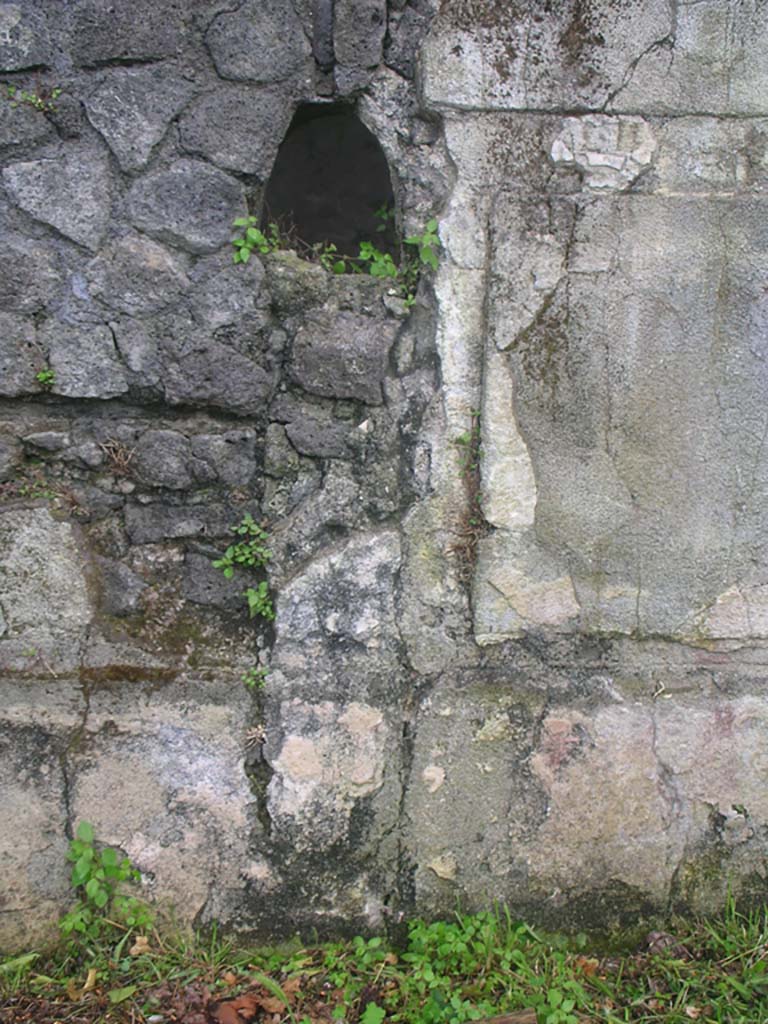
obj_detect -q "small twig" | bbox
[98,439,135,477]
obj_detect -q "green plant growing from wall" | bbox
[16,463,57,501]
[35,365,55,390]
[404,218,440,271]
[232,218,281,262]
[357,240,399,279]
[230,213,441,307]
[399,218,440,306]
[6,82,62,113]
[243,665,269,690]
[245,582,275,621]
[60,821,153,948]
[374,202,395,233]
[314,241,347,274]
[212,514,275,622]
[212,512,271,576]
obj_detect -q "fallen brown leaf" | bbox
[647,930,691,960]
[209,991,262,1024]
[209,1004,244,1024]
[260,995,287,1014]
[130,935,151,956]
[66,967,98,1001]
[574,955,600,977]
[282,976,302,1000]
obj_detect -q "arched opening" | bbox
[262,103,397,259]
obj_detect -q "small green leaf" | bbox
[108,985,137,1004]
[361,1003,386,1024]
[76,821,94,844]
[101,847,119,868]
[0,952,38,975]
[72,855,92,885]
[421,246,438,270]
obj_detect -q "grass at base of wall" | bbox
[1,901,767,1024]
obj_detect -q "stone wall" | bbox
[2,0,768,950]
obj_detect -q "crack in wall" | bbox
[381,686,419,944]
[602,28,677,112]
[60,674,91,841]
[312,0,335,70]
[649,698,684,832]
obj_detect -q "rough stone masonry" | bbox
[2,0,768,949]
